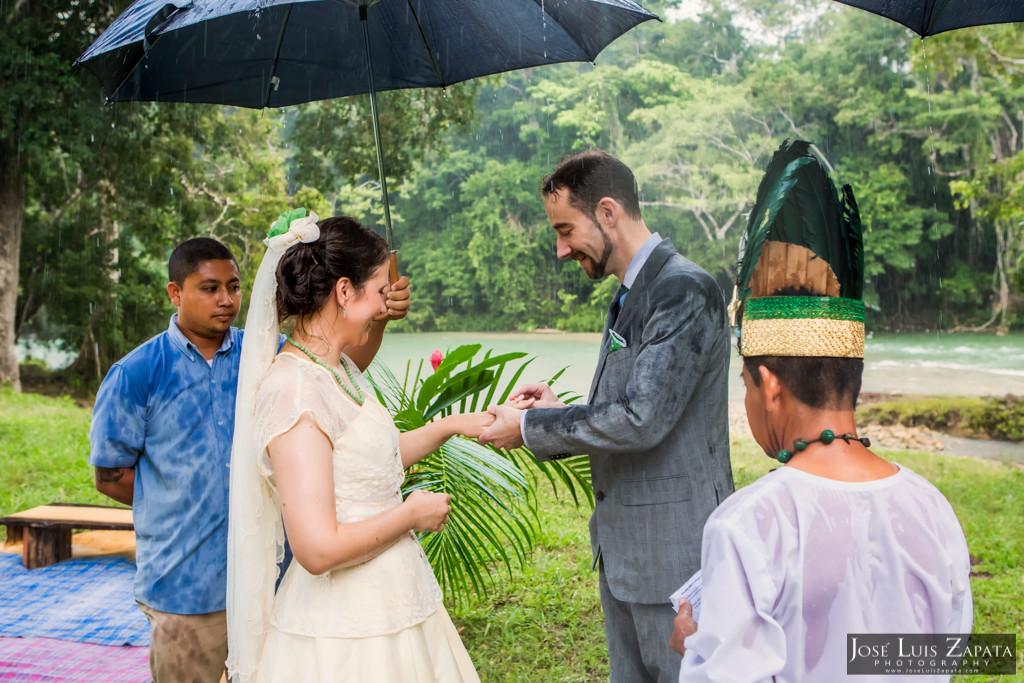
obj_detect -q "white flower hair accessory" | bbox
[265,207,320,250]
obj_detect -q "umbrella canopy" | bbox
[833,0,1024,38]
[76,0,658,108]
[76,0,657,251]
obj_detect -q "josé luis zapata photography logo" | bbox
[847,633,1016,676]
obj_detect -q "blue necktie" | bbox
[609,285,629,326]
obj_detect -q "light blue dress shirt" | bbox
[89,314,242,615]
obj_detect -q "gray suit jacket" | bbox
[524,238,734,604]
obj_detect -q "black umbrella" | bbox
[833,0,1024,38]
[76,0,658,263]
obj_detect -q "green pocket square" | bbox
[609,329,628,353]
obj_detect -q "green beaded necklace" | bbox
[286,335,365,406]
[775,429,870,463]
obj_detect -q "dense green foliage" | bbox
[859,395,1024,442]
[6,1,1024,389]
[375,8,1024,337]
[2,388,1020,679]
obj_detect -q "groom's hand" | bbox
[478,404,524,450]
[509,382,561,406]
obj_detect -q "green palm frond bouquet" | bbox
[368,344,592,603]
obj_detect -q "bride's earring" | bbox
[343,306,348,319]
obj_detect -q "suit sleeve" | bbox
[523,271,726,459]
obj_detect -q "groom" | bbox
[479,149,734,682]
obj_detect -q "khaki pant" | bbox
[138,603,228,683]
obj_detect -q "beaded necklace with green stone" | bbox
[286,335,365,406]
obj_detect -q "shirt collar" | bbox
[621,232,661,290]
[167,313,236,361]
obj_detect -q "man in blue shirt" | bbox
[90,237,408,682]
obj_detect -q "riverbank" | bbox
[729,396,1024,468]
[858,393,1023,441]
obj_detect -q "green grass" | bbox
[2,387,1021,680]
[0,387,117,540]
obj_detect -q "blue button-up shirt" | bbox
[89,315,242,615]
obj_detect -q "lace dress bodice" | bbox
[254,352,441,637]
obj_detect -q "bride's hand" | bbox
[445,411,495,439]
[505,393,535,409]
[404,489,451,533]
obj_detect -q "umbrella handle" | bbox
[388,250,399,284]
[373,251,402,323]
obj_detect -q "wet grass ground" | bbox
[2,386,1021,681]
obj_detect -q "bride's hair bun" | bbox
[276,216,389,321]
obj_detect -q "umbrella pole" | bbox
[359,5,399,283]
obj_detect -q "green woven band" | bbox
[743,296,864,323]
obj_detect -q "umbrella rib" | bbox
[105,4,183,103]
[108,50,151,104]
[530,0,598,64]
[404,0,447,89]
[923,0,953,36]
[262,5,294,108]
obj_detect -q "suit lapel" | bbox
[587,239,676,401]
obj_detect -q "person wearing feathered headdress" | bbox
[670,141,973,682]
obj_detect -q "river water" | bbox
[369,331,1024,402]
[370,331,1024,463]
[19,330,1024,401]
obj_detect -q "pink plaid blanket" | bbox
[0,636,149,682]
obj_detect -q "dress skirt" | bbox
[256,600,479,683]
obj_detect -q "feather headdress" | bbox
[732,140,865,358]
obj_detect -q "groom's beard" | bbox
[577,221,614,280]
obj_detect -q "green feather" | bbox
[840,184,864,300]
[736,140,862,301]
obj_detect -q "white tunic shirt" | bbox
[679,465,972,683]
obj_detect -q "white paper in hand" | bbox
[668,569,702,623]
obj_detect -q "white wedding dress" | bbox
[252,352,479,682]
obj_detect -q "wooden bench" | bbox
[1,503,134,569]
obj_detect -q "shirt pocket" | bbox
[619,474,693,506]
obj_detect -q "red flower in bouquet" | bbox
[430,350,444,372]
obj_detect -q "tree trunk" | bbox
[994,220,1012,335]
[0,139,24,391]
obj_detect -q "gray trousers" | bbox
[599,564,681,683]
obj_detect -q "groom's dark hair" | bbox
[541,149,642,220]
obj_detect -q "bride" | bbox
[226,211,488,682]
